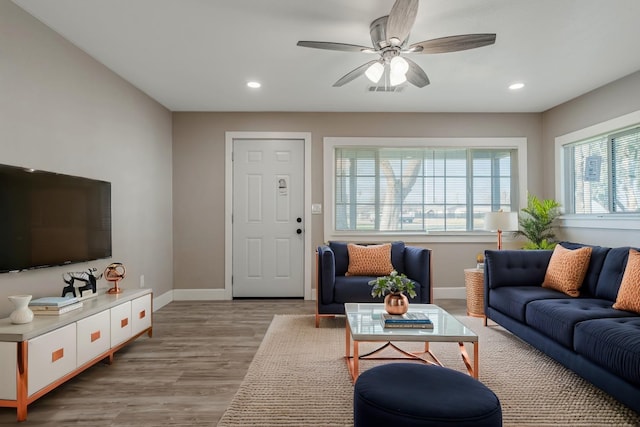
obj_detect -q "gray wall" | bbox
[172,112,542,292]
[0,2,174,316]
[542,71,640,246]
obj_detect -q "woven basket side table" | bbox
[464,268,485,318]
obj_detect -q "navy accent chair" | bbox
[316,241,432,327]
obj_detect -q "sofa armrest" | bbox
[317,245,336,304]
[404,246,432,303]
[484,249,553,290]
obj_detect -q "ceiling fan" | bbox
[297,0,496,88]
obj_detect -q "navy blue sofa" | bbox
[484,242,640,414]
[316,241,432,327]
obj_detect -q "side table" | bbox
[464,268,485,319]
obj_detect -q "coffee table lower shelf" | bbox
[345,333,478,382]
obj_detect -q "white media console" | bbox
[0,288,152,421]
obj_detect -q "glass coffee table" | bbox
[344,303,478,382]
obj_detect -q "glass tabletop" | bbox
[344,303,478,342]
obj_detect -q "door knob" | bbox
[297,217,302,223]
[296,229,302,234]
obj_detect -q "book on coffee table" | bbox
[381,312,434,329]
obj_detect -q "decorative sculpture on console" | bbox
[104,262,126,294]
[61,268,103,299]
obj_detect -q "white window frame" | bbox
[555,109,640,230]
[324,136,528,243]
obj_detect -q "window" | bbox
[326,137,525,234]
[563,126,640,214]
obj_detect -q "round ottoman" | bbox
[353,363,502,427]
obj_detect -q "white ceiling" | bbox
[13,0,640,113]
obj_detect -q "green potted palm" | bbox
[369,270,416,314]
[514,194,561,249]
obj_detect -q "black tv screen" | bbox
[0,164,111,273]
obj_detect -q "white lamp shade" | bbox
[389,56,408,86]
[390,56,409,75]
[484,211,519,232]
[365,62,384,83]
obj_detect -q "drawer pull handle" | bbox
[52,348,64,363]
[139,310,146,319]
[121,318,129,328]
[91,331,101,342]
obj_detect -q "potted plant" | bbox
[369,270,416,314]
[514,193,561,249]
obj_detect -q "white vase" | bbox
[8,295,34,324]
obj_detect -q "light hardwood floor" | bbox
[0,298,465,426]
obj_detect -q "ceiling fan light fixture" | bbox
[365,62,384,83]
[390,56,409,75]
[389,69,407,86]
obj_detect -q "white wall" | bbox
[0,1,174,316]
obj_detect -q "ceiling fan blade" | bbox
[386,0,419,46]
[333,60,379,87]
[404,57,430,88]
[409,34,496,54]
[297,41,373,53]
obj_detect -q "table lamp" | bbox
[484,210,519,250]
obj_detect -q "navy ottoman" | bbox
[354,363,502,427]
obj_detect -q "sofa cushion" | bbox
[488,286,571,323]
[485,250,553,289]
[613,249,640,314]
[595,246,640,301]
[542,244,592,297]
[574,317,640,386]
[525,298,637,349]
[346,243,394,276]
[334,276,380,303]
[559,241,611,297]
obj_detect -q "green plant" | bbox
[514,194,561,249]
[368,270,416,298]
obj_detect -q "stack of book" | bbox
[29,296,83,316]
[381,312,433,329]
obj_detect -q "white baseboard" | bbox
[173,288,228,301]
[153,290,174,311]
[433,287,466,300]
[156,287,466,308]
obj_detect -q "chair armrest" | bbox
[317,245,336,304]
[484,249,553,290]
[404,246,432,303]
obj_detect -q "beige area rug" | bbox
[217,315,640,427]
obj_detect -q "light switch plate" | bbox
[311,203,322,214]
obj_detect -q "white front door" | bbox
[232,138,305,297]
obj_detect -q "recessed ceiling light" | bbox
[509,82,525,90]
[247,81,261,89]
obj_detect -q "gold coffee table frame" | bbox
[344,303,479,382]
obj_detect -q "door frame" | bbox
[225,131,313,300]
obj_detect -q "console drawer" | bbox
[0,342,16,400]
[77,309,110,366]
[110,301,132,346]
[131,294,151,336]
[28,323,76,396]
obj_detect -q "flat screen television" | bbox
[0,164,111,273]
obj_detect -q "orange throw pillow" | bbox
[542,244,592,297]
[613,249,640,314]
[345,243,393,277]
